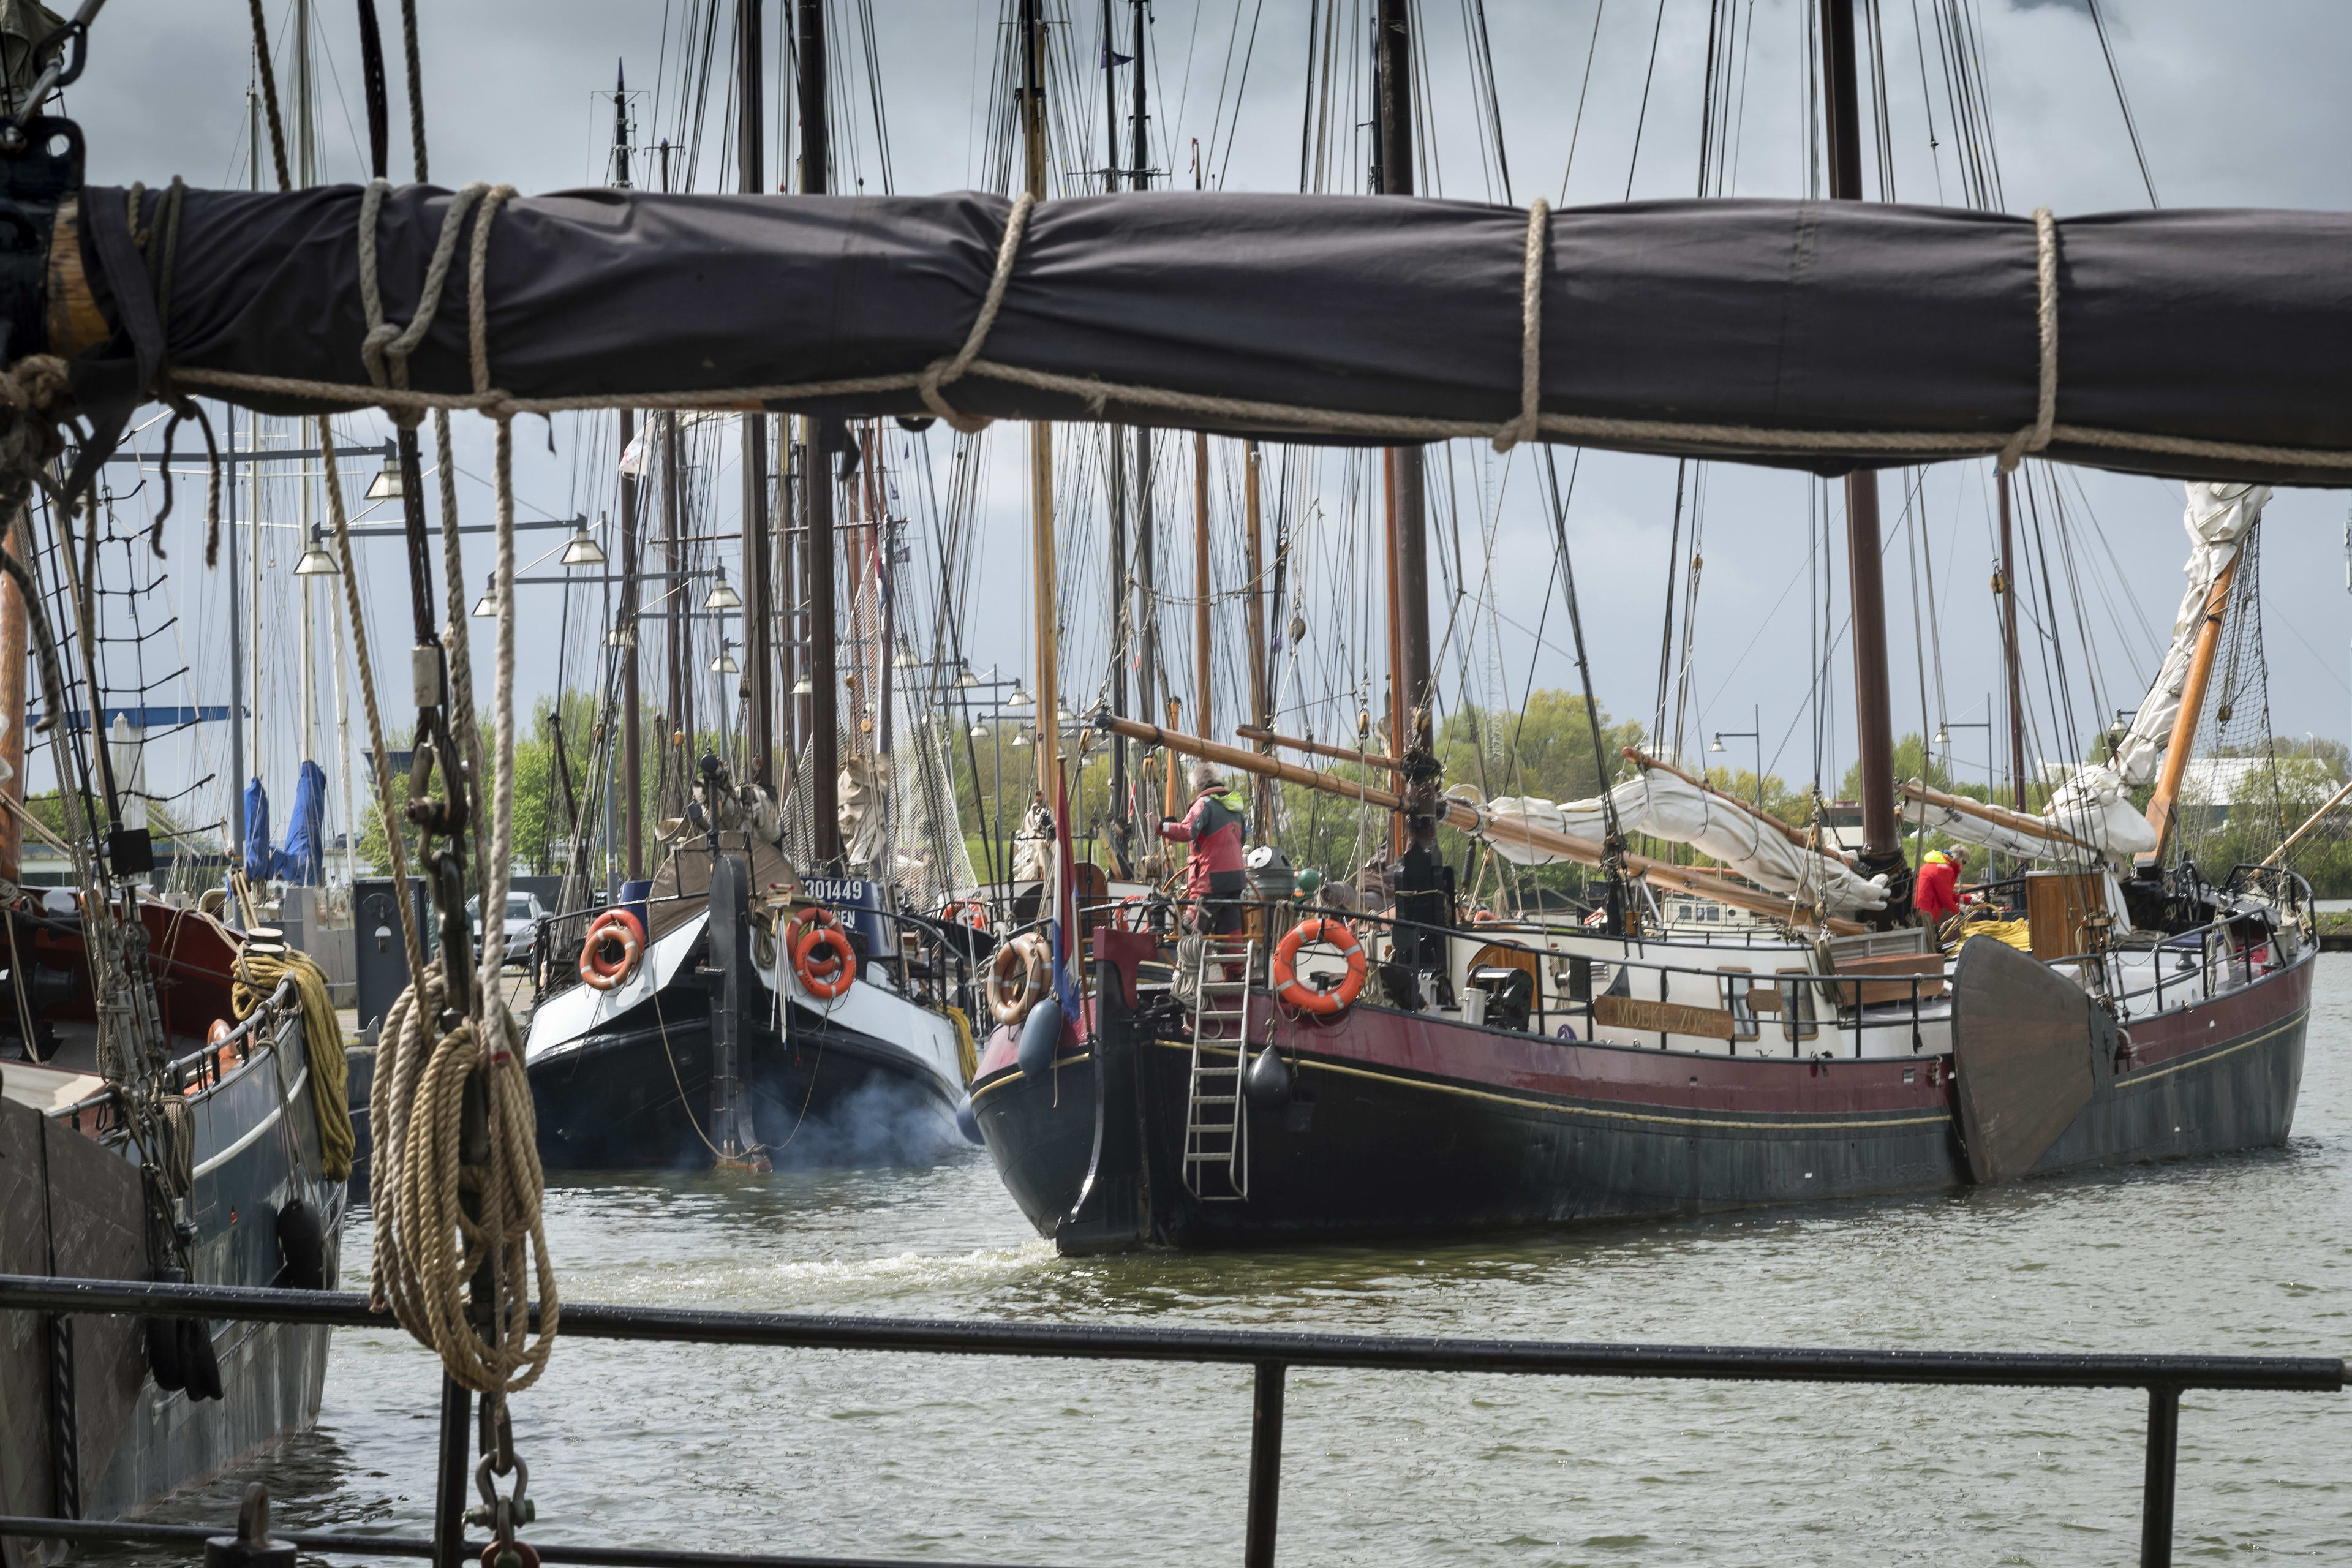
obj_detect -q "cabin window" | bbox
[1777,966,1819,1045]
[1719,966,1759,1042]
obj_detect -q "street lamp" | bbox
[1006,680,1033,711]
[471,572,498,619]
[562,516,608,568]
[291,529,339,576]
[1710,704,1763,815]
[364,455,402,500]
[703,568,742,612]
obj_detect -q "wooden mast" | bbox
[611,64,645,883]
[1243,440,1269,837]
[1820,0,1907,916]
[1997,472,2029,812]
[1374,0,1441,935]
[1101,0,1131,873]
[797,0,842,862]
[1020,0,1058,802]
[2139,552,2244,864]
[736,0,772,793]
[1193,432,1211,739]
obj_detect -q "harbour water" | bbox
[128,959,2350,1565]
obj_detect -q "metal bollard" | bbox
[203,1483,295,1568]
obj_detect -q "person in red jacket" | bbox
[1159,763,1248,935]
[1915,846,1969,927]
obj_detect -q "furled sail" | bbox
[1916,481,2267,866]
[1477,770,1891,916]
[35,183,2352,487]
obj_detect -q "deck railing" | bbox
[0,1274,2337,1568]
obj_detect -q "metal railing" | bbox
[0,1274,2335,1568]
[2041,864,2310,1023]
[1090,898,1943,1060]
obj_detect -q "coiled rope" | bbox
[315,174,554,1394]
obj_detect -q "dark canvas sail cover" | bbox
[57,183,2352,486]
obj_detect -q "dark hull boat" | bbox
[1,903,344,1551]
[524,856,969,1170]
[976,897,2313,1253]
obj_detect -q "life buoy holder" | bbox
[1271,917,1366,1017]
[988,933,1049,1026]
[795,924,858,1000]
[579,908,646,992]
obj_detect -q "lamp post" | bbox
[1709,704,1763,815]
[1936,703,1996,876]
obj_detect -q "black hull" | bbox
[976,944,2312,1253]
[527,992,959,1170]
[1,1009,344,1557]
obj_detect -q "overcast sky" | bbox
[51,0,2352,846]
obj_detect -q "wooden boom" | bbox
[1623,747,1856,866]
[1235,723,1403,772]
[1097,712,1863,933]
[1899,779,2098,853]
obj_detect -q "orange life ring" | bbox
[207,1017,232,1045]
[1271,917,1366,1017]
[1470,907,1499,926]
[988,933,1049,1026]
[941,900,992,932]
[1110,894,1154,933]
[579,908,646,992]
[783,907,845,979]
[795,924,858,1000]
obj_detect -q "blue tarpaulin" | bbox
[241,763,327,884]
[280,761,326,886]
[241,777,271,881]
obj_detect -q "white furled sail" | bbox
[1478,770,1891,915]
[1923,481,2269,867]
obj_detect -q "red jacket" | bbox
[1159,788,1246,898]
[1915,858,1961,921]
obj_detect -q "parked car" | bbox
[467,891,546,970]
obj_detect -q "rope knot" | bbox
[1996,207,2059,474]
[1493,198,1551,454]
[919,192,1037,434]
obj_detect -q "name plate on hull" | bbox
[1591,994,1739,1041]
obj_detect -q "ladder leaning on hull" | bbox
[1182,937,1256,1201]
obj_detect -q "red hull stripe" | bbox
[1150,1039,1953,1134]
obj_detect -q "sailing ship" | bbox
[518,28,976,1170]
[966,0,2313,1251]
[7,0,2340,1238]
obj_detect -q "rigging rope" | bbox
[311,178,555,1393]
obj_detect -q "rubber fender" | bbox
[1016,994,1064,1079]
[1245,1045,1294,1111]
[275,1196,328,1291]
[954,1093,983,1145]
[178,1314,224,1402]
[145,1273,186,1394]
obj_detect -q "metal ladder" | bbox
[1182,937,1256,1200]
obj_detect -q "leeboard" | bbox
[1948,935,2101,1183]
